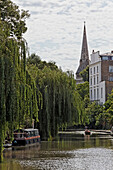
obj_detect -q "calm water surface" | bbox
[1,131,113,170]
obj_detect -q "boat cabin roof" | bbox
[24,129,38,132]
[14,128,39,133]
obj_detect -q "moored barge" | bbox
[12,128,40,147]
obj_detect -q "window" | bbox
[94,76,96,85]
[97,66,98,73]
[97,88,99,100]
[102,56,108,60]
[90,77,92,85]
[111,57,113,60]
[94,67,95,74]
[90,68,92,75]
[109,77,113,81]
[101,88,103,98]
[97,76,99,84]
[94,89,96,100]
[109,66,113,72]
[91,90,92,99]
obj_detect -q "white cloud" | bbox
[12,0,113,73]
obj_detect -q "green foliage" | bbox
[80,66,89,82]
[27,55,84,139]
[87,90,113,130]
[0,0,38,158]
[85,102,103,128]
[0,0,30,39]
[104,90,113,111]
[101,90,113,129]
[27,53,58,70]
[80,87,113,129]
[27,53,41,66]
[76,81,89,100]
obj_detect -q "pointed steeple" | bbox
[81,21,89,61]
[76,22,89,84]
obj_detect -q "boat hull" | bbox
[12,136,40,146]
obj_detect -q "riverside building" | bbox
[89,50,113,104]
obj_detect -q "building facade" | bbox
[76,22,89,84]
[89,50,113,104]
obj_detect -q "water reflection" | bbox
[0,160,22,170]
[1,133,113,170]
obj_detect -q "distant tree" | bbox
[48,61,58,70]
[80,66,89,82]
[27,53,58,70]
[27,53,41,66]
[104,90,113,111]
[100,90,113,129]
[76,81,89,100]
[0,0,30,39]
[85,102,103,128]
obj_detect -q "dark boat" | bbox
[12,128,40,147]
[85,129,91,135]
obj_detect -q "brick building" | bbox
[89,50,113,104]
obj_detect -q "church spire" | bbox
[81,21,89,61]
[76,22,89,84]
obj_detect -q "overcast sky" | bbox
[13,0,113,73]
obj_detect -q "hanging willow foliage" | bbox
[0,0,39,159]
[0,37,39,154]
[27,54,85,140]
[39,68,84,139]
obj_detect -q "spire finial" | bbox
[84,21,86,25]
[81,21,89,60]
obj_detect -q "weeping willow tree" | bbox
[0,0,39,159]
[27,55,85,140]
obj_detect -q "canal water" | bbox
[1,131,113,170]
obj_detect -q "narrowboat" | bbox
[12,128,40,146]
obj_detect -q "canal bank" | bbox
[58,129,112,139]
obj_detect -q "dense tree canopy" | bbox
[27,55,84,139]
[76,81,89,100]
[0,0,30,39]
[0,0,38,160]
[84,90,113,130]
